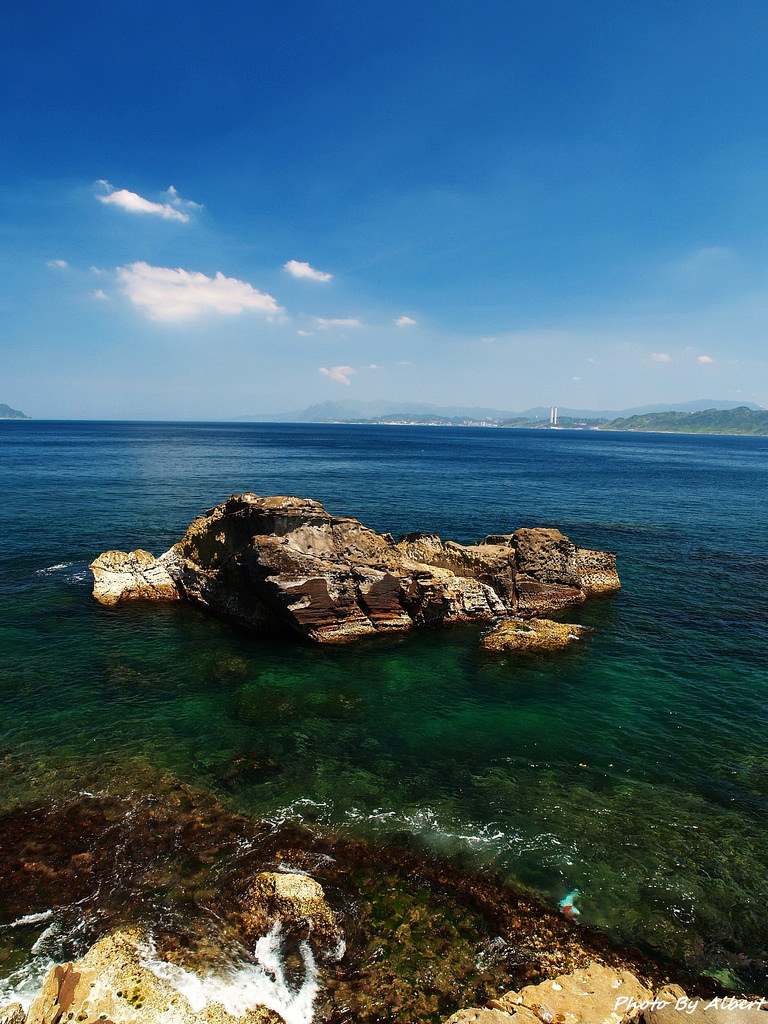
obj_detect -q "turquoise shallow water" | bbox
[1,421,768,991]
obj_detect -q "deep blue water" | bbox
[2,420,768,992]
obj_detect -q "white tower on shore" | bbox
[550,406,558,425]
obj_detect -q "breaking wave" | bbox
[140,923,318,1024]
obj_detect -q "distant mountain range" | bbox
[237,398,765,428]
[0,403,29,419]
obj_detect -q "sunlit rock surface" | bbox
[481,618,589,653]
[21,930,284,1024]
[445,963,768,1023]
[241,872,341,956]
[90,494,619,643]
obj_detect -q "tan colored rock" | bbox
[481,618,588,653]
[0,1004,26,1024]
[24,930,284,1024]
[644,983,768,1022]
[242,871,340,954]
[577,548,623,595]
[90,494,619,643]
[503,962,653,1024]
[443,1010,518,1024]
[89,549,179,606]
[445,1004,546,1023]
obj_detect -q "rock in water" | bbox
[88,548,180,606]
[241,871,341,954]
[481,618,589,653]
[89,494,620,644]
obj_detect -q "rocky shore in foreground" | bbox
[89,494,620,645]
[3,882,761,1024]
[5,934,764,1024]
[0,775,753,1024]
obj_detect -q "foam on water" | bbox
[0,913,62,1010]
[4,911,56,928]
[140,924,318,1024]
[0,957,57,1011]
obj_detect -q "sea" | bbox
[1,420,767,1019]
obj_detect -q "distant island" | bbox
[0,403,29,419]
[601,406,768,435]
[236,399,767,435]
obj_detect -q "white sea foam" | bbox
[33,561,90,584]
[140,923,318,1024]
[1,927,59,1008]
[0,911,62,1009]
[345,804,510,850]
[264,797,331,829]
[268,796,512,856]
[0,957,57,1011]
[1,910,56,929]
[31,923,59,954]
[65,569,90,584]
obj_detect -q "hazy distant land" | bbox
[0,403,29,419]
[601,406,768,435]
[3,401,767,433]
[237,399,768,435]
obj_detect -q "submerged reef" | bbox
[89,494,619,643]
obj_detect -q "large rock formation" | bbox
[90,494,619,644]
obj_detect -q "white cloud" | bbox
[319,365,356,385]
[164,185,203,212]
[297,329,313,337]
[315,317,362,328]
[651,352,671,362]
[368,363,379,370]
[396,360,412,365]
[116,262,283,322]
[572,376,582,381]
[46,258,68,269]
[395,315,417,327]
[97,181,200,222]
[698,355,714,363]
[284,260,332,282]
[93,289,109,301]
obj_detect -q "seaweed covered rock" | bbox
[241,870,341,955]
[90,494,619,644]
[481,618,589,653]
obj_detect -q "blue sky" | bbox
[2,0,768,418]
